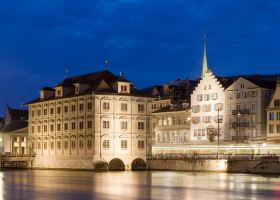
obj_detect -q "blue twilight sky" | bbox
[0,0,280,114]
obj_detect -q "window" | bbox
[50,142,54,150]
[87,102,92,110]
[79,140,84,149]
[138,104,145,112]
[269,113,274,121]
[79,104,84,111]
[204,94,210,101]
[103,140,110,149]
[43,109,47,115]
[275,99,280,107]
[202,116,211,123]
[87,140,92,149]
[121,140,127,149]
[121,121,127,129]
[197,94,203,101]
[269,125,274,133]
[103,121,109,129]
[277,125,280,133]
[50,108,54,115]
[138,122,145,130]
[71,140,76,149]
[57,90,61,96]
[121,85,128,92]
[251,104,256,111]
[38,142,41,149]
[121,103,128,111]
[43,142,47,150]
[31,126,35,133]
[64,141,68,149]
[57,141,61,150]
[37,125,41,133]
[50,124,54,132]
[37,110,41,116]
[43,125,47,132]
[57,124,61,132]
[71,105,76,112]
[211,93,218,100]
[79,121,84,129]
[236,93,241,99]
[228,93,233,100]
[103,102,110,110]
[244,92,249,98]
[31,142,35,150]
[87,121,92,129]
[208,85,211,89]
[71,122,76,130]
[64,106,68,113]
[241,84,244,88]
[138,140,145,149]
[277,112,280,120]
[31,111,35,118]
[64,123,68,131]
[192,105,200,113]
[202,104,211,112]
[251,91,257,97]
[57,107,61,114]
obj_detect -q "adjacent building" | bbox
[225,77,274,143]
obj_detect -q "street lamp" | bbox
[216,108,220,159]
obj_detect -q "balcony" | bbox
[232,136,249,142]
[232,109,250,115]
[232,122,249,128]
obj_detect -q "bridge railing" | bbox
[147,153,279,161]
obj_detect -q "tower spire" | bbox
[201,33,208,78]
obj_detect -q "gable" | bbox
[226,77,259,91]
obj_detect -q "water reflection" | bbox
[0,170,279,200]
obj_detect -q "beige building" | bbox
[267,78,280,143]
[152,101,191,154]
[26,70,153,170]
[225,77,274,143]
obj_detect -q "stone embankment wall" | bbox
[148,159,280,174]
[148,159,228,172]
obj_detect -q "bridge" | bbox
[0,155,35,169]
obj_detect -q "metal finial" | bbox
[65,67,69,79]
[119,71,122,76]
[104,59,109,69]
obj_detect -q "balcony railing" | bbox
[232,109,250,115]
[232,136,249,142]
[232,122,249,128]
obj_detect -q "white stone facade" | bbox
[191,70,225,142]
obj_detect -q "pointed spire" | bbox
[201,33,209,78]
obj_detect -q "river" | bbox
[0,170,279,200]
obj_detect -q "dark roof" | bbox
[1,121,27,132]
[40,87,55,91]
[153,102,190,113]
[26,70,152,105]
[7,106,28,120]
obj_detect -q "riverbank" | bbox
[147,157,280,174]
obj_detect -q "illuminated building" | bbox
[0,106,28,155]
[267,77,280,143]
[26,70,153,170]
[190,35,226,142]
[225,77,274,143]
[152,101,191,153]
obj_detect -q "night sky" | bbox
[1,0,280,115]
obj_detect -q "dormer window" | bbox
[57,89,61,97]
[75,86,79,94]
[121,85,128,92]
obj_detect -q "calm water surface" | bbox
[0,170,280,200]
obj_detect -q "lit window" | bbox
[103,121,110,129]
[121,103,128,111]
[121,121,127,129]
[103,140,110,149]
[103,102,110,110]
[121,140,127,149]
[50,142,54,150]
[43,142,47,150]
[138,104,145,112]
[138,140,145,149]
[138,122,145,130]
